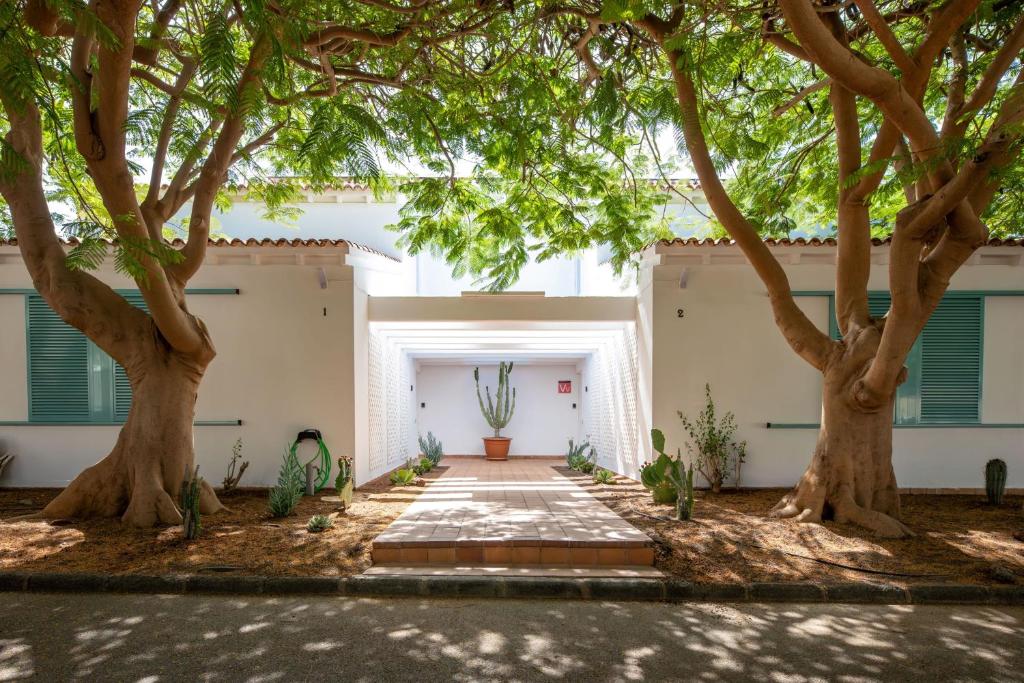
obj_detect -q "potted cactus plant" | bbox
[474,362,516,461]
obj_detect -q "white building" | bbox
[1,184,1022,492]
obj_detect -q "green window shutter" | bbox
[919,296,982,424]
[113,294,148,421]
[867,294,922,424]
[827,292,981,424]
[26,295,91,422]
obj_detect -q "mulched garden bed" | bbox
[0,468,445,577]
[556,466,1024,586]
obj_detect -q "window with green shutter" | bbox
[26,294,146,424]
[827,292,983,425]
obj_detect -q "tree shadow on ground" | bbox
[1,593,1021,681]
[565,468,1024,585]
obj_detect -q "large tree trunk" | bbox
[770,326,911,538]
[40,321,224,528]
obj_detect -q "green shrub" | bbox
[593,468,615,485]
[651,428,695,519]
[677,384,746,492]
[419,432,444,466]
[269,450,305,518]
[566,438,590,467]
[389,468,417,486]
[412,457,434,475]
[306,514,334,533]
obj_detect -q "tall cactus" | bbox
[985,458,1007,505]
[180,465,202,540]
[474,362,516,437]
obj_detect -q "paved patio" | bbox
[372,458,654,566]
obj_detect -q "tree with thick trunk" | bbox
[556,0,1023,536]
[393,0,1024,537]
[0,0,510,526]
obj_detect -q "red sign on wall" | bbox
[558,380,572,394]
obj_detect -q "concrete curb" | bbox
[0,572,1020,605]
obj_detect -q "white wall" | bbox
[416,364,582,456]
[0,245,365,488]
[648,245,1024,490]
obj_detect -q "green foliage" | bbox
[565,438,590,468]
[412,457,433,476]
[389,468,417,487]
[180,465,202,540]
[985,459,1007,505]
[268,450,304,518]
[648,428,694,516]
[566,440,597,473]
[306,514,334,533]
[334,455,354,507]
[334,455,352,491]
[593,468,615,485]
[418,432,444,467]
[677,384,746,492]
[474,363,516,437]
[222,438,248,493]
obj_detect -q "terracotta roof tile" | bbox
[0,237,400,261]
[656,236,1024,248]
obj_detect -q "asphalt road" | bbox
[0,593,1021,681]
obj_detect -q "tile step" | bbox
[372,545,655,566]
[363,564,664,578]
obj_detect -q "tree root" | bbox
[770,486,913,538]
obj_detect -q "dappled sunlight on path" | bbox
[0,593,1021,681]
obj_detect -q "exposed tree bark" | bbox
[770,324,910,538]
[634,0,1024,536]
[41,320,222,526]
[8,0,498,526]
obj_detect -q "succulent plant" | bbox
[986,458,1007,505]
[389,468,417,486]
[306,514,334,533]
[593,468,615,485]
[334,455,354,508]
[419,432,444,466]
[650,428,696,519]
[474,362,516,437]
[180,465,202,540]
[566,438,590,466]
[269,451,304,518]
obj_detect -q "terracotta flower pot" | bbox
[483,437,512,461]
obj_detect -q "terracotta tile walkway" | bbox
[372,458,654,566]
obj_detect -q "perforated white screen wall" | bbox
[367,330,411,480]
[582,325,642,480]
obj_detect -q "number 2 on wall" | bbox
[677,308,685,318]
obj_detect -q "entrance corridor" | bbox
[371,458,654,567]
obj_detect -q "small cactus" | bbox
[986,459,1007,505]
[334,455,354,508]
[180,465,202,540]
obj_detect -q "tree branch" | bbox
[852,0,916,73]
[660,43,834,371]
[171,35,273,284]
